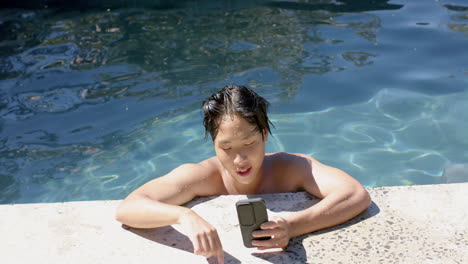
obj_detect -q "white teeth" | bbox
[238,168,248,173]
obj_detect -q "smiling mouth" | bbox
[236,167,252,177]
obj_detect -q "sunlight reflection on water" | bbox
[1,0,467,203]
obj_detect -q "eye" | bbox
[221,147,231,151]
[245,141,255,146]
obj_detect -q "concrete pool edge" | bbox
[2,183,467,263]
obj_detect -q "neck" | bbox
[226,160,268,195]
[223,169,261,195]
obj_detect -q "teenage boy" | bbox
[116,85,371,264]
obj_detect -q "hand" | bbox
[179,210,224,264]
[251,216,291,250]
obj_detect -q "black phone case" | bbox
[235,198,269,248]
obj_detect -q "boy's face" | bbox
[214,114,268,185]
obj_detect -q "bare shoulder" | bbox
[194,157,227,194]
[266,152,314,173]
[171,157,226,196]
[267,152,364,198]
[299,153,365,198]
[264,152,313,192]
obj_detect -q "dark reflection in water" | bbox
[1,0,403,12]
[444,3,468,34]
[0,0,467,203]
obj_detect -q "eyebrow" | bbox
[218,129,257,144]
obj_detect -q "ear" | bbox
[263,129,268,142]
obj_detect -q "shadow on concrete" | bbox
[251,243,308,263]
[313,201,380,236]
[121,195,241,263]
[247,192,321,213]
[250,201,380,263]
[120,194,379,263]
[124,225,241,263]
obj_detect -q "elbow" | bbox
[115,201,129,224]
[114,193,151,227]
[354,185,372,212]
[115,210,123,224]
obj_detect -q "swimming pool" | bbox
[0,0,467,204]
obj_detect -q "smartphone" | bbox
[235,198,269,248]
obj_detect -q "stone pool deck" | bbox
[1,183,467,264]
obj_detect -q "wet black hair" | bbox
[202,85,273,141]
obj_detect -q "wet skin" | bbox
[116,114,371,264]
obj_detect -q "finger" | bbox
[252,229,275,238]
[200,236,211,256]
[257,246,286,251]
[214,234,224,264]
[255,243,278,250]
[253,233,288,247]
[216,249,224,264]
[252,238,277,248]
[195,234,212,257]
[260,220,279,229]
[253,238,286,249]
[208,231,223,263]
[193,236,203,256]
[270,216,283,221]
[207,229,221,251]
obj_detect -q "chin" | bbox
[236,177,255,185]
[233,171,257,185]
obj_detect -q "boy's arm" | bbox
[115,162,225,263]
[252,155,371,249]
[116,163,199,228]
[287,155,371,238]
[116,164,200,227]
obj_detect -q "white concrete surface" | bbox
[1,183,467,263]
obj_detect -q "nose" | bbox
[233,152,247,167]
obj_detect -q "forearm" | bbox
[115,195,192,228]
[286,188,371,238]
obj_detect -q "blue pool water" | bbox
[0,0,467,204]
